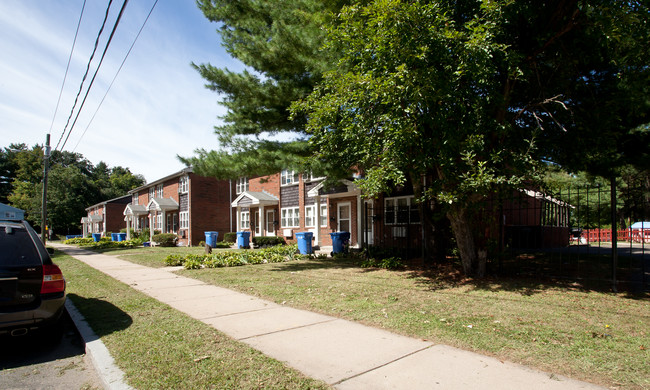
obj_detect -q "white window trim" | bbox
[384,196,420,225]
[155,184,163,198]
[281,207,300,228]
[281,169,299,186]
[305,205,316,228]
[179,175,189,194]
[132,193,138,205]
[148,187,155,200]
[240,210,250,230]
[180,211,189,229]
[319,203,328,227]
[236,177,249,194]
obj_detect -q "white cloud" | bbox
[0,0,240,183]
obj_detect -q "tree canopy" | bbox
[181,0,350,178]
[2,144,145,234]
[291,0,650,275]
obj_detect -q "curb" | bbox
[65,300,134,390]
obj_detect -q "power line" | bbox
[73,0,160,153]
[48,0,87,137]
[54,0,115,151]
[59,0,130,152]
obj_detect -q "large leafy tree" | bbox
[182,0,350,178]
[292,0,650,276]
[4,146,145,234]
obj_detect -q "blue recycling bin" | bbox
[204,231,218,248]
[117,233,127,241]
[237,231,251,249]
[111,233,118,241]
[330,231,350,254]
[92,233,102,242]
[295,232,313,254]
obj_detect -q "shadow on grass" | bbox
[401,259,649,300]
[66,293,133,337]
[268,256,362,273]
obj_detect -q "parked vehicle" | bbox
[0,219,66,336]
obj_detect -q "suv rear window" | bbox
[0,223,42,267]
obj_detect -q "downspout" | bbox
[229,179,233,232]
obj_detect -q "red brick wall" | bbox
[188,174,236,246]
[248,173,280,197]
[105,203,126,233]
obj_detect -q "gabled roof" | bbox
[129,167,193,194]
[123,203,148,216]
[88,215,103,222]
[147,197,179,211]
[307,179,360,199]
[85,194,131,211]
[231,191,279,207]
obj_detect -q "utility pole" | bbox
[41,134,51,244]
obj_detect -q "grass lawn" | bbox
[53,251,329,389]
[166,256,648,389]
[63,244,650,389]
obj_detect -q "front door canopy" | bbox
[231,191,279,208]
[307,179,360,199]
[146,197,179,212]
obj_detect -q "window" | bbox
[281,207,300,228]
[384,196,420,225]
[156,184,163,198]
[179,175,189,194]
[236,177,249,194]
[156,214,162,231]
[148,187,155,200]
[303,172,325,182]
[167,214,178,232]
[240,210,250,230]
[319,203,328,227]
[281,169,299,186]
[179,211,189,229]
[305,205,315,228]
[132,193,138,205]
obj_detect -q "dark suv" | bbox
[0,220,66,336]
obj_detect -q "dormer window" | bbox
[236,177,249,194]
[281,169,299,186]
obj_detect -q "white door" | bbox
[266,210,276,236]
[364,200,374,245]
[254,210,261,235]
[337,202,351,232]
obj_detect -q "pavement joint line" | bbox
[331,344,435,386]
[197,305,282,321]
[237,318,339,341]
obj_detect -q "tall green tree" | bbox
[182,0,350,178]
[4,145,145,234]
[292,0,650,276]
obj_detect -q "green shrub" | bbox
[64,237,94,245]
[223,232,237,243]
[360,256,404,270]
[164,254,185,266]
[252,236,286,247]
[152,233,177,247]
[215,241,232,248]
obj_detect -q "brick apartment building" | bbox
[123,167,236,246]
[81,195,131,237]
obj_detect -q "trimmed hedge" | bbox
[223,232,237,243]
[152,233,177,247]
[252,236,285,247]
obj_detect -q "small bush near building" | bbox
[223,232,237,243]
[152,233,177,247]
[164,244,299,270]
[252,236,285,247]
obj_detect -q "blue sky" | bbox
[0,0,243,182]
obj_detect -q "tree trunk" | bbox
[411,172,448,265]
[447,202,486,277]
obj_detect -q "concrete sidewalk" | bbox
[52,243,604,389]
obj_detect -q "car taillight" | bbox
[41,264,65,294]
